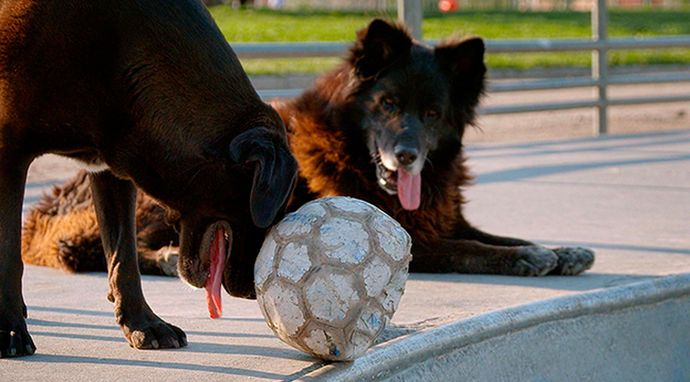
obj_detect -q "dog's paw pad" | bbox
[551,247,595,276]
[512,246,558,276]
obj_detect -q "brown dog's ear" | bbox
[350,18,413,79]
[229,127,297,228]
[435,37,486,79]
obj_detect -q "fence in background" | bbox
[235,0,690,135]
[263,0,689,12]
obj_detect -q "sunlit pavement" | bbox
[4,130,690,381]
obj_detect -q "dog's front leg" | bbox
[89,171,186,349]
[456,225,595,276]
[410,238,560,276]
[0,154,36,357]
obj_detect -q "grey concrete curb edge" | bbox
[296,272,690,381]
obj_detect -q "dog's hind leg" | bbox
[89,171,186,349]
[137,246,179,277]
[0,152,37,357]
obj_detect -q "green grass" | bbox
[208,7,690,75]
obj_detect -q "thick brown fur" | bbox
[1,0,296,357]
[22,20,594,284]
[22,170,176,275]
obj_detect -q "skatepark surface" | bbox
[3,128,690,381]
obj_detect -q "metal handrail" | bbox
[233,42,348,58]
[257,72,690,99]
[245,0,690,136]
[232,35,690,59]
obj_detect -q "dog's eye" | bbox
[424,109,440,120]
[381,98,399,114]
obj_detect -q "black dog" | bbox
[279,19,595,276]
[0,0,296,357]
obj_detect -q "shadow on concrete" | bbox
[468,130,690,155]
[470,134,690,160]
[18,354,293,380]
[27,318,275,339]
[184,330,275,339]
[29,329,308,361]
[537,240,690,256]
[28,305,266,322]
[28,318,117,331]
[31,330,122,343]
[408,272,659,292]
[476,152,690,184]
[29,306,113,317]
[184,342,310,360]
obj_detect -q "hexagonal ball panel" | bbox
[371,215,411,262]
[305,267,360,324]
[254,234,278,292]
[362,256,391,297]
[277,242,312,283]
[275,212,317,241]
[326,196,373,215]
[260,281,305,336]
[319,217,369,264]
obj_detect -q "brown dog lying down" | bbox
[1,0,296,358]
[22,20,594,285]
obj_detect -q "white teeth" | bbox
[378,150,398,172]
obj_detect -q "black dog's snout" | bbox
[395,146,418,167]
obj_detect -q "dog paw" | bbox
[550,247,595,276]
[0,315,36,358]
[119,310,187,350]
[512,246,559,276]
[157,247,179,277]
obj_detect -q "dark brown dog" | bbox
[23,19,594,311]
[1,0,296,358]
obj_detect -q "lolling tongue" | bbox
[205,227,227,319]
[397,169,421,210]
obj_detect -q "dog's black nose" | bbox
[395,146,418,167]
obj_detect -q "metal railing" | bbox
[237,0,690,135]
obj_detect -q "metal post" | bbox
[397,0,422,40]
[592,0,608,135]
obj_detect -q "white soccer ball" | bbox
[254,196,412,361]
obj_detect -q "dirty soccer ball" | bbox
[254,197,412,361]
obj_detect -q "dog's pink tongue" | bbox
[205,228,226,319]
[397,169,421,210]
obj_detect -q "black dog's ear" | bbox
[350,18,413,79]
[435,37,486,79]
[435,37,486,116]
[229,127,297,228]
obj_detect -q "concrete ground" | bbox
[3,121,690,379]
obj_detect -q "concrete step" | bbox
[306,274,690,381]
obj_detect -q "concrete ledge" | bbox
[304,273,690,381]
